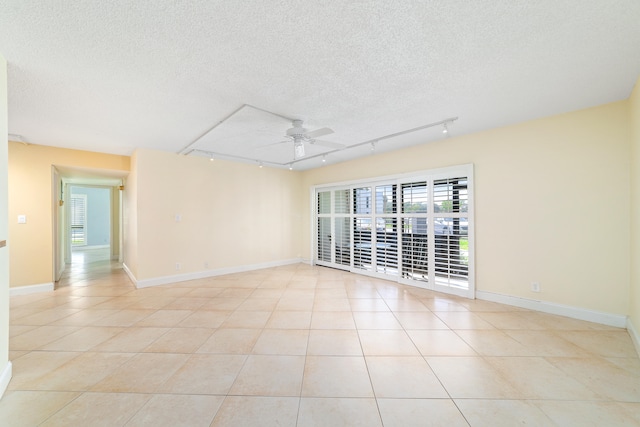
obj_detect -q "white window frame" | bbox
[311,164,474,298]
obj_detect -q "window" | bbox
[70,194,87,246]
[317,189,352,266]
[334,190,351,266]
[375,184,398,274]
[401,181,428,282]
[433,178,469,288]
[314,165,474,298]
[353,187,372,270]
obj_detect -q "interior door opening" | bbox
[52,165,127,284]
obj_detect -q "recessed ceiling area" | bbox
[181,104,456,168]
[1,1,639,170]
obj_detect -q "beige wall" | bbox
[0,53,10,394]
[127,149,302,281]
[8,143,129,287]
[4,79,638,338]
[301,100,631,316]
[630,77,640,336]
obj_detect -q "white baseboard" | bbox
[627,318,640,358]
[9,282,54,296]
[0,361,12,400]
[476,290,628,328]
[122,263,136,285]
[126,258,303,289]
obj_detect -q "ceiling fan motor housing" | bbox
[286,120,309,140]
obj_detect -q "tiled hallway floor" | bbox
[2,248,639,426]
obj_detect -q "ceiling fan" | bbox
[265,119,344,159]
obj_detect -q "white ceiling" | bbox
[1,1,639,170]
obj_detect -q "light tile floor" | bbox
[1,247,640,426]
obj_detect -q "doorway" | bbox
[52,166,127,284]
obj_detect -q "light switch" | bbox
[18,214,26,224]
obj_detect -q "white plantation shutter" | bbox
[401,182,429,282]
[314,165,474,298]
[317,189,352,266]
[334,190,351,266]
[317,191,331,262]
[433,177,469,289]
[353,187,372,271]
[70,194,87,246]
[375,184,398,275]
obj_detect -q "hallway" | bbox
[57,246,121,287]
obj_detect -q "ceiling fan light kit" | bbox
[282,119,341,160]
[294,139,305,159]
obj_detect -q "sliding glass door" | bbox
[314,165,474,298]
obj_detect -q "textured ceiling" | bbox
[1,1,639,170]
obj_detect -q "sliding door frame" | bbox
[311,164,475,299]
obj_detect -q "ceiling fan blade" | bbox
[306,127,334,139]
[312,139,345,149]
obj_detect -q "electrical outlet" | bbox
[204,262,209,269]
[175,263,181,271]
[531,282,540,292]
